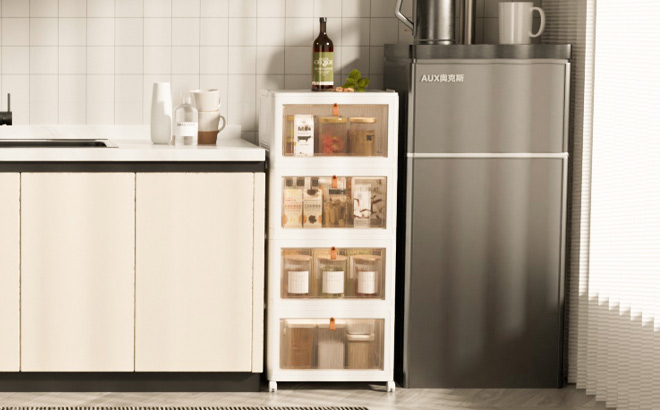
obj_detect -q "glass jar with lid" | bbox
[315,248,348,298]
[318,116,348,155]
[348,117,377,156]
[282,252,314,298]
[350,254,382,298]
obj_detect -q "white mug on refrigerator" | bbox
[499,2,546,44]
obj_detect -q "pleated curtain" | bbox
[544,1,660,409]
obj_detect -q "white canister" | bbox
[150,82,173,144]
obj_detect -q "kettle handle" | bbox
[395,0,413,30]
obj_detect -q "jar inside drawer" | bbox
[319,116,348,155]
[315,248,348,298]
[282,250,314,298]
[279,319,384,370]
[281,320,316,369]
[348,117,376,156]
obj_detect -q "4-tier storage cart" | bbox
[259,90,398,392]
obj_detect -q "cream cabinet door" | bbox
[135,173,256,371]
[21,173,135,372]
[0,173,19,371]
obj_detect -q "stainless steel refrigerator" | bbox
[384,44,571,388]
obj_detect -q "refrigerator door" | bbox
[413,60,568,153]
[404,157,566,388]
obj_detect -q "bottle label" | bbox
[323,270,344,294]
[288,271,309,294]
[313,52,334,86]
[357,271,376,295]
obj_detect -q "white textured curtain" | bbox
[544,1,660,409]
[586,1,660,409]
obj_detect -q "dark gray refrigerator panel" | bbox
[404,157,567,388]
[413,61,568,153]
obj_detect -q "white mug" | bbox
[198,109,227,132]
[499,2,546,44]
[190,89,221,112]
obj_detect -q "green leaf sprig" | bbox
[342,69,370,92]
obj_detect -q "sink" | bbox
[0,139,117,148]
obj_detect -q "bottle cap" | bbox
[320,17,327,23]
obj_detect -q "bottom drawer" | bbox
[280,318,384,370]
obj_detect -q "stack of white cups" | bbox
[191,89,227,145]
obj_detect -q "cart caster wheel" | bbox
[387,381,395,392]
[269,381,277,392]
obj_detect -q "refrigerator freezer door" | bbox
[405,157,566,388]
[413,61,568,153]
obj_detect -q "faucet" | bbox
[0,94,12,126]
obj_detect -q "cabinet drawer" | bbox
[280,318,385,371]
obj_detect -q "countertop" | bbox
[0,125,266,162]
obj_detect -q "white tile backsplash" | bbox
[201,18,229,46]
[2,18,30,46]
[144,18,172,46]
[172,18,201,46]
[201,0,228,17]
[0,0,522,126]
[59,0,87,18]
[59,47,86,74]
[2,0,29,18]
[256,18,285,47]
[87,46,115,74]
[115,18,144,46]
[30,18,58,46]
[30,47,59,74]
[59,18,87,46]
[115,47,144,74]
[116,0,144,18]
[144,0,171,18]
[30,0,58,17]
[172,0,201,18]
[87,0,115,17]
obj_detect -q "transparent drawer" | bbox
[282,104,388,157]
[281,176,386,229]
[281,248,385,299]
[280,318,384,370]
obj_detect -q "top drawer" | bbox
[413,60,568,153]
[260,91,399,166]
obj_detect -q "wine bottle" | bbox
[312,17,334,91]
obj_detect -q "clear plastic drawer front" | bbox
[281,176,386,229]
[280,319,384,370]
[282,105,388,157]
[281,248,385,299]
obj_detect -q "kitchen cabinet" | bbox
[0,173,19,371]
[20,173,136,372]
[135,173,264,372]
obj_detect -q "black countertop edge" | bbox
[0,161,266,173]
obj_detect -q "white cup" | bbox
[499,2,545,44]
[190,89,221,112]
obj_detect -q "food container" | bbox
[346,333,376,369]
[284,115,295,155]
[323,187,348,227]
[282,321,316,369]
[317,321,346,369]
[282,253,313,297]
[348,117,376,156]
[350,254,382,297]
[316,249,348,298]
[318,116,348,155]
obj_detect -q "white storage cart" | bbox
[259,90,399,392]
